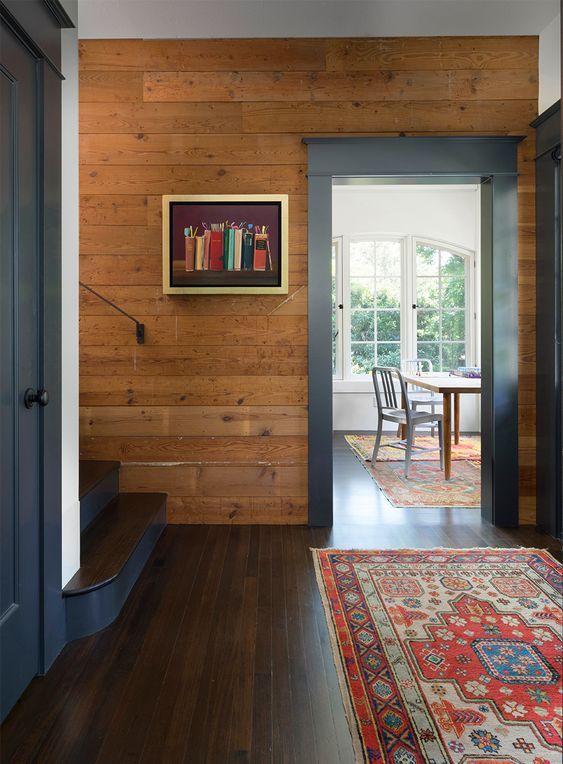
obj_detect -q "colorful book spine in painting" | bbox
[234,229,243,271]
[242,231,254,270]
[209,231,224,271]
[203,230,211,270]
[194,236,205,270]
[226,228,235,270]
[253,233,269,271]
[184,228,195,271]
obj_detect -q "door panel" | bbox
[0,24,41,721]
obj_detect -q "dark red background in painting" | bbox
[170,202,281,262]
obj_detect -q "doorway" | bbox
[332,182,481,520]
[305,137,521,528]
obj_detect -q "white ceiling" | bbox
[77,0,559,38]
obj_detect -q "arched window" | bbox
[332,235,476,381]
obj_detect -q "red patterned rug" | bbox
[313,548,563,763]
[355,458,481,507]
[345,434,481,463]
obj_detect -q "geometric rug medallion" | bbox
[312,548,563,762]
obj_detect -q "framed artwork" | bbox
[162,194,288,294]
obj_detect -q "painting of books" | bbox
[162,195,288,294]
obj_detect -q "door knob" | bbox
[24,388,49,409]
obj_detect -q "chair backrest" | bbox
[401,358,434,394]
[401,358,433,374]
[371,366,410,417]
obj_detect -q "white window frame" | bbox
[332,233,477,392]
[409,236,477,372]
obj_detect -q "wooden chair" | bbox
[371,366,444,478]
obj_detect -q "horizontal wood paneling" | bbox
[79,39,327,72]
[119,463,307,497]
[141,69,537,104]
[240,100,537,134]
[325,37,538,71]
[80,375,307,406]
[80,406,308,437]
[517,131,536,519]
[79,37,537,524]
[79,315,308,346]
[79,435,308,463]
[80,102,244,133]
[79,285,307,316]
[79,165,307,195]
[80,345,308,377]
[79,193,308,224]
[79,133,307,165]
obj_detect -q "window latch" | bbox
[338,304,343,309]
[412,304,417,309]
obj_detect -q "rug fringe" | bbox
[310,547,561,562]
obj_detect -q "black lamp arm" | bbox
[79,282,145,344]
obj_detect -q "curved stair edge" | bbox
[64,490,166,642]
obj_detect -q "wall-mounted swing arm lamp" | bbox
[79,282,145,344]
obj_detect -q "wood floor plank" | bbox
[282,527,320,764]
[182,526,252,761]
[138,525,232,763]
[250,525,274,764]
[270,527,295,764]
[228,526,259,757]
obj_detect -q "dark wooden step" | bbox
[79,460,120,500]
[79,460,120,531]
[64,493,167,640]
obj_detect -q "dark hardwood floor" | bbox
[1,435,560,763]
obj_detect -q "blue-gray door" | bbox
[0,21,42,721]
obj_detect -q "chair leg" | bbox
[404,423,414,478]
[438,419,444,471]
[430,403,435,438]
[372,416,383,463]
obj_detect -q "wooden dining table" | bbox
[401,373,481,480]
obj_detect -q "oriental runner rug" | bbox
[345,434,481,463]
[313,548,563,764]
[352,458,481,508]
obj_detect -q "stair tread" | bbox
[64,493,167,595]
[79,460,120,500]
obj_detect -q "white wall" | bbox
[332,185,481,433]
[333,186,478,252]
[61,0,80,586]
[539,12,561,113]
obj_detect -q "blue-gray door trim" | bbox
[305,136,522,528]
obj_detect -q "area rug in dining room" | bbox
[356,457,480,507]
[345,434,481,463]
[313,548,563,763]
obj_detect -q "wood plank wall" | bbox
[78,37,538,525]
